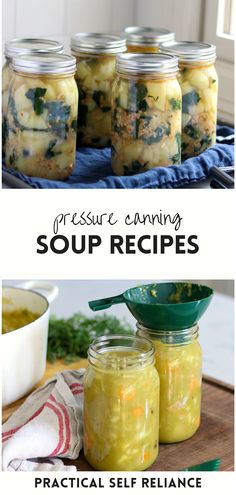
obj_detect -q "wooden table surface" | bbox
[3,360,234,472]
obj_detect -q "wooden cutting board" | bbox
[2,360,234,471]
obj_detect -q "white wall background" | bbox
[135,0,204,40]
[3,0,204,50]
[2,0,135,51]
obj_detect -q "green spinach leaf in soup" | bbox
[170,98,181,111]
[115,96,122,109]
[131,117,140,139]
[45,101,70,124]
[181,142,188,153]
[45,101,71,139]
[8,94,47,132]
[200,135,212,147]
[132,115,153,140]
[171,132,182,163]
[92,90,111,113]
[192,135,212,154]
[124,160,148,176]
[172,153,181,164]
[184,124,201,140]
[71,119,77,131]
[175,132,181,152]
[25,87,47,115]
[141,114,152,128]
[128,83,148,112]
[182,90,200,114]
[92,90,104,107]
[45,139,62,159]
[112,109,123,136]
[143,124,171,145]
[101,106,111,113]
[9,149,18,168]
[9,95,24,130]
[2,117,9,145]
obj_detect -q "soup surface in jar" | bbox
[179,64,218,159]
[111,76,182,175]
[2,308,40,334]
[5,73,78,179]
[75,54,116,147]
[127,45,160,53]
[83,349,159,471]
[153,339,202,443]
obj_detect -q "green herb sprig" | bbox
[47,313,134,364]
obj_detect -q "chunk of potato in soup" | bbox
[2,309,40,334]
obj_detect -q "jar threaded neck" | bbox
[137,323,199,346]
[88,334,155,369]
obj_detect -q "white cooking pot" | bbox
[2,281,58,407]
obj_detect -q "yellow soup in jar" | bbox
[2,309,40,334]
[179,64,218,159]
[127,45,160,53]
[83,349,159,471]
[111,76,182,175]
[75,54,116,147]
[2,61,12,117]
[153,339,202,443]
[2,61,12,152]
[5,72,78,179]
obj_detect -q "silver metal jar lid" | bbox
[116,53,179,75]
[12,53,76,75]
[71,32,126,54]
[160,41,216,64]
[5,38,64,59]
[123,26,175,46]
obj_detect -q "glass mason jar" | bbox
[71,33,126,148]
[123,26,175,53]
[111,53,182,175]
[161,41,218,159]
[2,38,63,154]
[137,324,202,444]
[5,53,78,180]
[83,334,159,471]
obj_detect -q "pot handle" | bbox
[16,281,58,303]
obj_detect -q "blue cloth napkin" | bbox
[2,125,234,189]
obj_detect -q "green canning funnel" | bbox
[88,282,214,331]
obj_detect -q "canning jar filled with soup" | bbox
[111,53,181,175]
[137,324,202,444]
[123,26,175,53]
[2,38,63,154]
[161,41,218,159]
[5,53,78,180]
[83,334,159,471]
[71,33,126,147]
